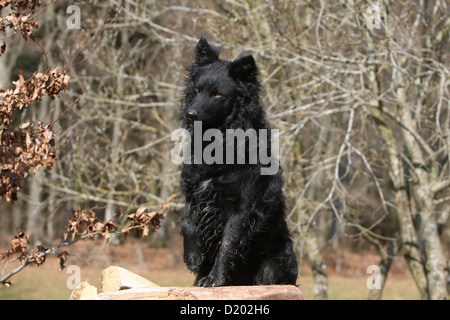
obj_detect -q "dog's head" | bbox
[183,37,261,129]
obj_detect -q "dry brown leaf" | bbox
[57,251,69,271]
[0,67,69,202]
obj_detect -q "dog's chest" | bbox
[190,178,240,214]
[188,178,241,253]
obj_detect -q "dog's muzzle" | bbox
[185,109,198,123]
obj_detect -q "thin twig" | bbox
[62,1,124,73]
[0,192,179,286]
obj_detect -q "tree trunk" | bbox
[396,74,448,300]
[368,239,401,300]
[370,105,429,299]
[305,228,328,300]
[298,120,333,300]
[26,169,44,244]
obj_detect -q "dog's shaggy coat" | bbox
[180,37,298,287]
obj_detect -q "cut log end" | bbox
[101,265,159,292]
[70,282,98,300]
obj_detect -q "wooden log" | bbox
[93,285,304,300]
[70,266,304,300]
[101,265,159,292]
[70,282,99,300]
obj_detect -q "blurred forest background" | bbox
[0,0,449,299]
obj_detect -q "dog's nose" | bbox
[185,110,198,123]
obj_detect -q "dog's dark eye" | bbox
[194,87,199,93]
[214,93,222,97]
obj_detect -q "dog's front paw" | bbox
[197,274,225,287]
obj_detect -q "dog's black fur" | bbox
[180,37,298,287]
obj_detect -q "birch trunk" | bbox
[395,73,448,300]
[298,120,332,300]
[370,105,429,299]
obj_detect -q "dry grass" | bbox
[297,272,420,300]
[0,239,421,300]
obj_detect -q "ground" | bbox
[0,236,421,300]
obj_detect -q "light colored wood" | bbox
[71,266,304,300]
[92,287,193,300]
[101,265,159,292]
[70,282,99,300]
[93,285,304,300]
[180,285,304,300]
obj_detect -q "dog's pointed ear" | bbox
[194,36,219,66]
[229,55,258,82]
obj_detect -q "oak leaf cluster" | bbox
[0,69,69,201]
[0,0,42,54]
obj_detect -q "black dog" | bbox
[180,37,297,287]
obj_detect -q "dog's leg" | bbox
[181,202,203,273]
[196,213,252,287]
[253,241,298,285]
